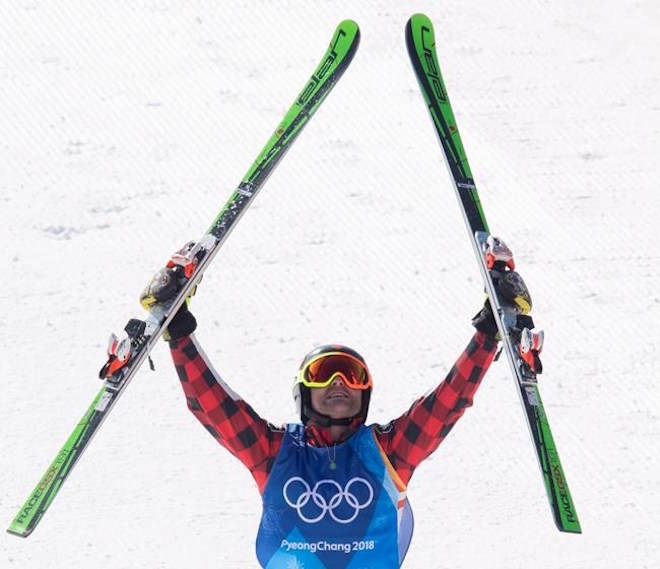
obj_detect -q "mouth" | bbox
[326,391,349,401]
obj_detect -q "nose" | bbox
[330,373,347,386]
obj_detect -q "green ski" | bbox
[8,19,360,538]
[405,13,581,533]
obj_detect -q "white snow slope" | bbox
[2,1,659,568]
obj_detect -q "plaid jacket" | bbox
[169,331,498,493]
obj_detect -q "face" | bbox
[309,375,363,420]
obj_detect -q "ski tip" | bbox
[405,13,434,58]
[326,19,360,70]
[335,19,360,40]
[406,13,432,29]
[337,18,359,32]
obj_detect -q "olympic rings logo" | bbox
[282,476,374,524]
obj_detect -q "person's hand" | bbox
[140,241,199,341]
[472,236,543,372]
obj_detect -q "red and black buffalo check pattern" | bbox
[169,331,498,492]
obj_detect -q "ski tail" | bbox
[7,386,109,538]
[405,13,581,534]
[525,385,582,533]
[7,19,360,539]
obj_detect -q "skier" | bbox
[141,237,541,569]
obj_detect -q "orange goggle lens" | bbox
[300,353,372,390]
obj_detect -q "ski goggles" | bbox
[296,352,373,390]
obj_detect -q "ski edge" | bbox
[7,19,361,539]
[405,12,581,534]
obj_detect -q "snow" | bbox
[2,1,659,567]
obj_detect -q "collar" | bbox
[304,418,364,447]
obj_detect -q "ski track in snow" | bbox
[1,1,659,568]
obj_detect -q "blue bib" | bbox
[256,424,414,569]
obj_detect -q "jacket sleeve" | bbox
[169,334,283,493]
[375,331,498,485]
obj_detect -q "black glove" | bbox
[472,269,533,338]
[471,237,544,373]
[472,299,499,338]
[472,297,535,337]
[166,300,197,341]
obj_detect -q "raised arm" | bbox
[140,243,284,493]
[375,331,498,485]
[375,238,543,485]
[168,332,284,493]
